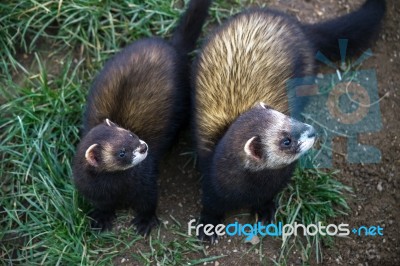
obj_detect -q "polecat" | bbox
[192,0,385,242]
[73,0,212,236]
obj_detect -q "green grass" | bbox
[133,219,225,265]
[0,0,179,71]
[0,56,128,265]
[0,0,352,265]
[0,0,245,74]
[274,167,352,265]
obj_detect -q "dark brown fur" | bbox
[83,40,179,155]
[73,0,212,235]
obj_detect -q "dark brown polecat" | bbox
[192,0,385,242]
[73,0,212,236]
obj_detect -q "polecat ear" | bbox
[257,102,271,109]
[85,144,100,167]
[105,119,117,127]
[244,136,263,161]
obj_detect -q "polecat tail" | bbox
[303,0,386,60]
[170,0,212,55]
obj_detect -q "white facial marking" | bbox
[269,109,287,121]
[298,124,316,154]
[102,142,118,169]
[132,140,148,166]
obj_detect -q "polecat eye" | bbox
[281,137,292,147]
[119,148,126,157]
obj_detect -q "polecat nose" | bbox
[139,143,148,154]
[307,127,316,138]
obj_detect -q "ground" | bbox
[127,0,400,265]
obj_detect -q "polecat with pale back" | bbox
[193,0,385,242]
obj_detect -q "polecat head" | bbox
[222,103,316,171]
[80,119,148,172]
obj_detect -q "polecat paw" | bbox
[89,209,116,231]
[198,229,219,244]
[256,202,277,224]
[132,214,159,236]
